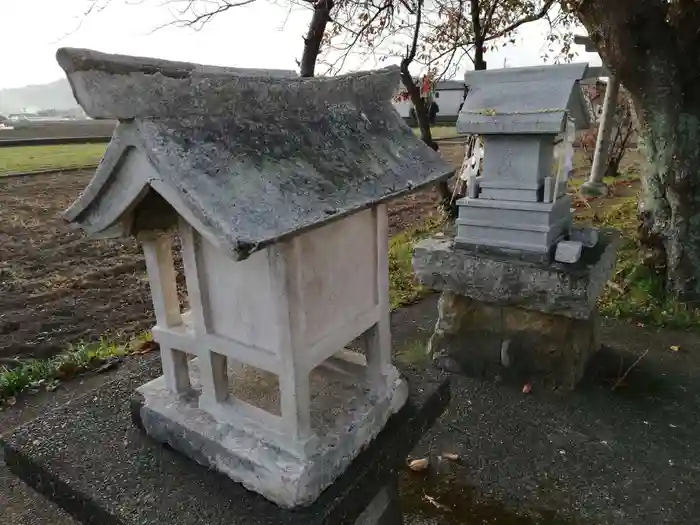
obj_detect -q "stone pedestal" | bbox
[429,292,600,390]
[413,230,618,390]
[2,359,449,525]
[136,350,407,507]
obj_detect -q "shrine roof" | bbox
[58,48,453,260]
[457,63,591,135]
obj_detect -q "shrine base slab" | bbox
[1,359,448,525]
[135,356,409,507]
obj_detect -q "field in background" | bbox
[0,120,116,141]
[411,126,460,139]
[0,144,106,175]
[2,134,695,373]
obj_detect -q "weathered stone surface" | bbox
[2,359,449,525]
[412,230,619,320]
[555,240,583,263]
[457,63,591,135]
[570,225,600,247]
[135,356,408,508]
[429,292,600,390]
[57,48,454,261]
[56,47,298,120]
[455,63,590,256]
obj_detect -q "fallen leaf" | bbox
[441,452,460,462]
[95,359,121,374]
[670,345,681,352]
[45,380,61,392]
[407,458,430,472]
[136,340,160,355]
[422,494,451,511]
[7,396,17,406]
[56,361,79,379]
[522,383,532,394]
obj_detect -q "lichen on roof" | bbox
[57,48,454,260]
[458,63,591,135]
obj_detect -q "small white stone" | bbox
[554,240,583,264]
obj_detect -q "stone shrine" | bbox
[11,47,453,512]
[455,63,590,258]
[413,64,618,391]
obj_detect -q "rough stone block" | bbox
[555,240,583,263]
[429,292,600,390]
[412,229,619,320]
[570,226,599,248]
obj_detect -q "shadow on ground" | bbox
[393,295,700,525]
[2,295,700,524]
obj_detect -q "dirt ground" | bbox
[0,146,464,363]
[0,139,641,364]
[0,172,152,363]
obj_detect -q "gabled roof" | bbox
[457,63,591,135]
[58,48,453,261]
[436,80,465,91]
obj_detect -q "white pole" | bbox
[582,75,620,196]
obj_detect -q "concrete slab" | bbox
[2,358,448,525]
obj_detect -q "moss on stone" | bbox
[388,217,443,310]
[595,196,700,328]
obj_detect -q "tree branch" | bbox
[481,0,500,37]
[301,0,335,76]
[484,0,556,41]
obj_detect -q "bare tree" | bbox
[82,0,570,217]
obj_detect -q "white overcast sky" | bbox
[1,0,600,89]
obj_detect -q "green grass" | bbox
[411,126,459,139]
[594,197,700,329]
[0,333,151,405]
[395,338,431,365]
[389,217,443,310]
[0,215,442,404]
[0,143,106,175]
[0,213,439,405]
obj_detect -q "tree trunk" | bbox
[637,96,700,301]
[300,0,334,78]
[470,0,487,71]
[399,63,455,216]
[571,0,700,301]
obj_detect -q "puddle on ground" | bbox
[400,470,573,525]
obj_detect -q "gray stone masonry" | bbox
[136,355,408,508]
[413,229,618,390]
[427,292,600,390]
[458,63,591,135]
[53,47,455,510]
[456,63,590,256]
[413,228,619,320]
[57,47,453,261]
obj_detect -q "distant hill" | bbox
[0,79,79,114]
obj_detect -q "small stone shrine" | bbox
[2,47,453,515]
[413,64,619,390]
